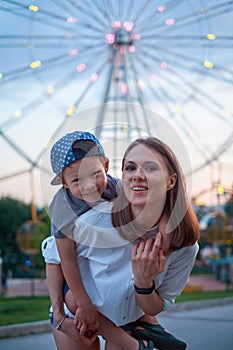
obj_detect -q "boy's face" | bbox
[62,156,109,203]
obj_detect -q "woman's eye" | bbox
[92,170,101,176]
[124,165,136,172]
[145,166,157,172]
[144,162,159,172]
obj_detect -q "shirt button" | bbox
[126,297,128,300]
[123,316,126,320]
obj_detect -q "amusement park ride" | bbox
[0,1,233,250]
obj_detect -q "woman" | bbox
[44,136,199,350]
[112,137,200,344]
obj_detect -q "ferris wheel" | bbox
[0,0,233,206]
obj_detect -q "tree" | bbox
[0,197,31,289]
[225,193,233,219]
[0,197,50,291]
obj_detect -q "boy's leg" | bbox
[98,313,140,350]
[64,288,77,315]
[65,290,152,350]
[51,321,100,350]
[65,288,140,349]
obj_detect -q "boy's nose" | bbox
[83,178,96,189]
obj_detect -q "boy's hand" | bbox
[58,316,98,345]
[74,301,99,336]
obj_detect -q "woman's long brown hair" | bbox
[111,137,199,250]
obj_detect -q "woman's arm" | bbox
[132,234,166,315]
[156,242,199,310]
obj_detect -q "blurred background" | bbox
[0,0,233,296]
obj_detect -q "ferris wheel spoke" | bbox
[3,0,71,24]
[130,0,153,26]
[0,0,232,204]
[137,46,232,127]
[135,0,179,32]
[139,34,233,53]
[137,1,233,36]
[102,0,115,23]
[127,54,152,133]
[69,55,112,116]
[124,0,137,21]
[95,53,117,138]
[134,50,229,162]
[134,56,213,161]
[144,1,233,34]
[73,0,110,31]
[192,130,233,174]
[0,38,106,85]
[137,41,233,92]
[0,44,107,131]
[0,129,37,168]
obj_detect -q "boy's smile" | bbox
[62,156,109,203]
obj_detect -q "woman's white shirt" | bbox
[42,201,199,326]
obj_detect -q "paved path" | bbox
[0,302,233,350]
[4,274,228,297]
[1,275,231,350]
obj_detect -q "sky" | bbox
[0,0,233,210]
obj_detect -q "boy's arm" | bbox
[56,236,99,334]
[46,263,66,324]
[41,236,66,323]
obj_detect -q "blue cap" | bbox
[50,131,105,185]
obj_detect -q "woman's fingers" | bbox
[132,240,145,257]
[132,234,162,257]
[159,247,166,271]
[132,232,166,282]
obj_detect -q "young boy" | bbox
[45,131,151,349]
[43,130,186,350]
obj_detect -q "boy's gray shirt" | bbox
[50,174,120,238]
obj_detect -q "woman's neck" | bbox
[131,204,163,232]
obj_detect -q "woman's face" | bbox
[122,143,175,212]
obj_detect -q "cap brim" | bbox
[50,175,62,186]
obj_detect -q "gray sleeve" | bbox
[50,188,76,238]
[156,242,199,310]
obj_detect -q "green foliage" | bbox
[176,290,233,303]
[0,296,51,326]
[225,193,233,218]
[0,197,31,287]
[1,291,233,327]
[0,197,50,288]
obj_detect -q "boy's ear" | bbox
[167,173,177,190]
[104,158,109,173]
[56,176,66,187]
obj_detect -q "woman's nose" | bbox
[132,167,145,179]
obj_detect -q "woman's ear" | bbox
[167,173,177,190]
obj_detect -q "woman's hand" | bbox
[132,233,166,287]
